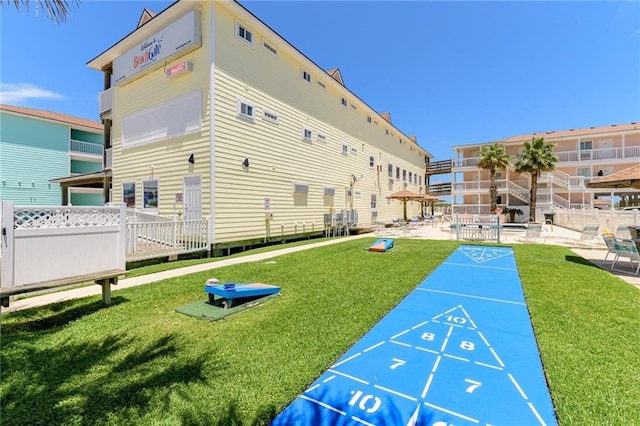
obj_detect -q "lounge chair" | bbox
[601,233,618,265]
[611,239,640,275]
[565,224,601,247]
[615,225,632,240]
[517,223,543,243]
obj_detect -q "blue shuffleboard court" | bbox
[271,245,557,426]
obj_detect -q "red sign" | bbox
[166,61,192,78]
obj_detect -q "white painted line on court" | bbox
[444,354,470,362]
[300,395,346,415]
[443,262,518,272]
[411,320,430,329]
[332,352,362,368]
[363,341,385,353]
[423,402,480,423]
[392,328,411,339]
[528,402,547,426]
[351,416,375,426]
[490,347,505,367]
[417,288,526,306]
[509,373,528,399]
[374,384,418,402]
[322,375,336,384]
[327,369,369,385]
[474,361,503,370]
[391,340,412,348]
[414,345,439,355]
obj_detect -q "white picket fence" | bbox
[126,217,211,261]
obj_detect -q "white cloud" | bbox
[0,82,63,103]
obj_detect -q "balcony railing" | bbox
[556,146,640,162]
[70,139,104,157]
[105,148,112,170]
[99,87,113,117]
[452,157,480,168]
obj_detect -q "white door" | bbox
[598,139,615,159]
[183,175,202,236]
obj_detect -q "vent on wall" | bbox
[293,183,309,194]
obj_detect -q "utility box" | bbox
[265,211,273,220]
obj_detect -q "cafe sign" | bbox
[114,10,201,86]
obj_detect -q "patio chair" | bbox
[601,233,618,265]
[566,224,602,247]
[611,239,640,276]
[517,223,543,243]
[615,225,632,240]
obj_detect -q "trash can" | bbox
[627,226,640,240]
[544,213,555,224]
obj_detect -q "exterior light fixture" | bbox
[243,158,250,167]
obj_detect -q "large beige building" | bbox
[451,122,640,218]
[88,1,432,248]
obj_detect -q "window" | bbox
[403,169,407,181]
[396,166,400,179]
[367,116,372,123]
[302,69,311,83]
[579,141,593,160]
[577,167,591,177]
[385,129,389,135]
[369,156,375,168]
[370,194,377,210]
[263,110,279,124]
[496,195,503,205]
[236,21,253,46]
[341,98,347,107]
[123,182,135,207]
[342,144,349,155]
[388,163,393,177]
[262,40,277,56]
[409,171,413,182]
[303,128,313,141]
[237,99,255,120]
[143,180,158,210]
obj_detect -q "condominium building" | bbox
[88,0,432,247]
[451,122,640,218]
[0,104,104,206]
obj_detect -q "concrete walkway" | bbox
[3,223,638,313]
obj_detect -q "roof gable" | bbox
[381,112,392,124]
[137,8,156,28]
[326,68,345,86]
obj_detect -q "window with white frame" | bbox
[342,144,349,155]
[396,166,400,179]
[302,69,311,83]
[367,116,372,123]
[143,179,159,210]
[369,156,375,168]
[237,99,255,120]
[303,127,313,141]
[577,167,591,177]
[341,98,347,107]
[403,169,407,181]
[123,182,136,208]
[236,21,253,46]
[388,163,393,177]
[370,193,377,210]
[409,171,413,182]
[263,110,279,124]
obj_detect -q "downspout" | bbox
[209,0,216,250]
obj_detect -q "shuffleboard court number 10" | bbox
[349,390,381,413]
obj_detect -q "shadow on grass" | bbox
[0,296,128,334]
[0,333,213,426]
[564,255,602,269]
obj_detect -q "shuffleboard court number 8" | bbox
[460,341,475,351]
[421,332,435,341]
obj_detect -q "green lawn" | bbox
[1,239,639,425]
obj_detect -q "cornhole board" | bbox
[271,245,557,425]
[369,238,394,252]
[204,283,280,309]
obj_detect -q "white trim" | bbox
[302,127,313,141]
[142,178,159,213]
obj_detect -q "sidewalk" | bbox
[3,224,637,313]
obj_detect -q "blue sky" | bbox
[1,0,638,164]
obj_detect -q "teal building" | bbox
[0,104,104,206]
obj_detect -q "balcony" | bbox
[70,139,104,162]
[556,146,640,163]
[99,87,113,118]
[452,157,480,169]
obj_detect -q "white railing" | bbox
[126,217,211,261]
[506,181,529,202]
[452,157,480,168]
[625,145,640,158]
[70,139,103,157]
[99,87,113,116]
[553,209,639,233]
[556,146,640,163]
[540,169,570,188]
[452,214,502,242]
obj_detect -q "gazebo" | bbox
[386,189,424,220]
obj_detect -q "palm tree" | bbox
[477,142,510,214]
[513,137,559,222]
[1,0,79,23]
